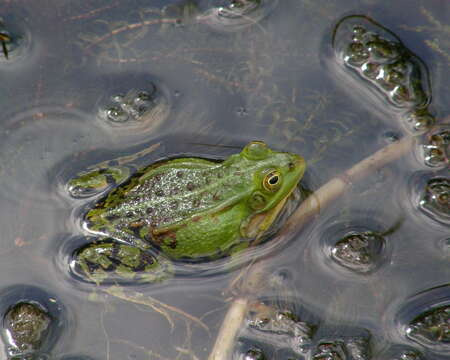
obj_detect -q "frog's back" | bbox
[85,156,253,239]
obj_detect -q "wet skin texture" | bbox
[69,141,305,283]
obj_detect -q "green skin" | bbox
[69,141,305,283]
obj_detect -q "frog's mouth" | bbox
[242,185,300,241]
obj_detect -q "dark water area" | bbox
[0,0,448,359]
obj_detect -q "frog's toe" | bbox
[71,240,171,285]
[67,166,130,198]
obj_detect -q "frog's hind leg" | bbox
[72,240,172,285]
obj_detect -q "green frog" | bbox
[68,141,305,284]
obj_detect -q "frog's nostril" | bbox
[288,156,304,170]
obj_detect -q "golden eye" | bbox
[263,170,282,192]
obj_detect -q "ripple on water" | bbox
[395,284,450,355]
[93,72,172,140]
[318,211,393,276]
[0,106,101,207]
[332,15,434,135]
[196,0,279,32]
[0,285,69,359]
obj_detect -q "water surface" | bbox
[0,0,448,359]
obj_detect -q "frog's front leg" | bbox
[72,240,172,284]
[68,166,130,198]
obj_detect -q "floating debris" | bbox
[245,303,315,355]
[2,302,52,358]
[313,341,347,360]
[419,177,450,223]
[313,336,371,360]
[421,126,449,168]
[320,215,393,276]
[332,15,434,134]
[404,109,435,135]
[100,85,164,123]
[392,349,424,360]
[396,284,450,355]
[97,79,171,135]
[243,347,267,360]
[376,345,424,360]
[406,305,450,349]
[331,230,385,273]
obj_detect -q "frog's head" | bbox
[241,141,305,214]
[236,141,305,239]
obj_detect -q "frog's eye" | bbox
[263,170,282,192]
[243,141,270,160]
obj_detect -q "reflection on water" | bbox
[0,0,448,359]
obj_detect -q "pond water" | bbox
[0,0,448,359]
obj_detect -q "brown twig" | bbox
[0,32,11,59]
[84,18,178,52]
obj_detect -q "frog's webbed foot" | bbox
[71,240,172,285]
[67,166,130,198]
